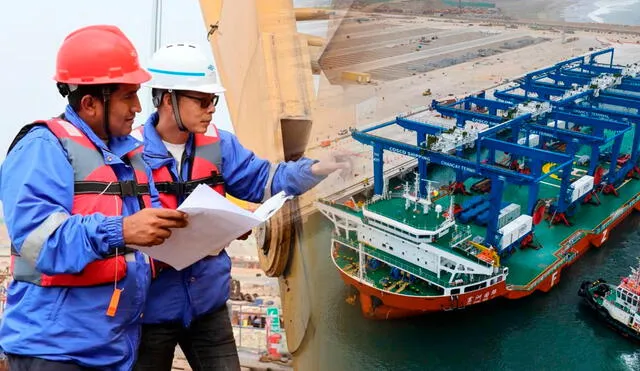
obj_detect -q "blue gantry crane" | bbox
[495,52,640,192]
[351,115,572,250]
[349,47,640,255]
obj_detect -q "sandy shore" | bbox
[294,11,640,212]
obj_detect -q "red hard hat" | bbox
[54,25,151,85]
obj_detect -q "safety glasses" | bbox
[179,93,219,108]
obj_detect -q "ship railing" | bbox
[509,225,596,291]
[593,193,640,235]
[332,237,487,289]
[534,199,640,292]
[507,249,577,291]
[333,236,454,287]
[333,235,358,246]
[364,244,454,288]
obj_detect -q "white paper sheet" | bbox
[134,184,293,270]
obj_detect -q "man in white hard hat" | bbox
[134,43,349,370]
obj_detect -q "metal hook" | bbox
[207,22,219,41]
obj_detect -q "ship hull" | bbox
[335,195,640,319]
[338,269,508,319]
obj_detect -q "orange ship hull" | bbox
[336,196,640,319]
[338,268,508,319]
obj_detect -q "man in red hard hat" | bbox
[0,25,188,370]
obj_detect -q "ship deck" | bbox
[366,196,453,231]
[466,166,638,287]
[333,125,640,291]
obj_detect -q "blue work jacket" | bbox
[141,112,325,326]
[0,106,160,370]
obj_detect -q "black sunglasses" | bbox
[179,93,219,108]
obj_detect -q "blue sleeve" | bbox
[271,158,326,197]
[1,127,125,275]
[219,130,325,202]
[219,130,270,203]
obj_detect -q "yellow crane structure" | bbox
[197,1,345,369]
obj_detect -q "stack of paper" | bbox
[135,184,292,270]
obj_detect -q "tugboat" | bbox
[578,261,640,342]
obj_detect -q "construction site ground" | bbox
[171,348,291,371]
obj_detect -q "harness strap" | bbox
[154,172,224,197]
[74,180,150,197]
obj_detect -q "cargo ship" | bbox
[316,47,640,319]
[578,260,640,342]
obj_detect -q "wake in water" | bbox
[620,351,640,371]
[588,0,640,23]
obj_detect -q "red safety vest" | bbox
[7,118,152,287]
[135,125,225,209]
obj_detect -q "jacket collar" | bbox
[63,105,142,162]
[141,112,195,171]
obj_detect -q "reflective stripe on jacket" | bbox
[10,118,152,287]
[140,112,326,326]
[0,106,158,370]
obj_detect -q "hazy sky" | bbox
[0,1,233,161]
[0,1,328,163]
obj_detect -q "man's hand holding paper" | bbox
[134,184,292,270]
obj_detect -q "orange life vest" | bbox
[136,125,225,209]
[8,118,152,287]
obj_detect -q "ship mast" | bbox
[414,174,420,212]
[448,194,455,222]
[150,0,162,53]
[404,174,441,214]
[147,0,163,114]
[631,258,640,285]
[404,180,411,210]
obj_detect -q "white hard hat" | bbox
[145,43,225,94]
